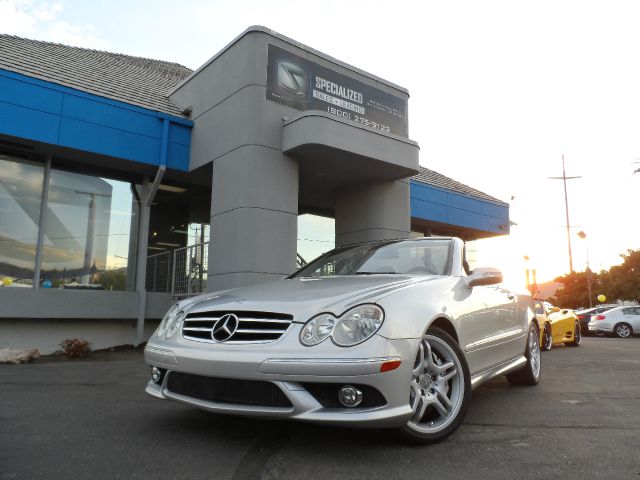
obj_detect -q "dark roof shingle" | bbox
[411,167,507,205]
[0,35,193,117]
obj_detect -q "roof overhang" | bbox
[283,111,419,211]
[410,179,510,240]
[0,69,192,173]
[285,109,417,169]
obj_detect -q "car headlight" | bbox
[299,304,384,347]
[300,313,336,346]
[165,310,185,339]
[332,304,385,346]
[155,304,179,338]
[156,305,185,339]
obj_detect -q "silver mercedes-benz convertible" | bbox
[145,237,540,443]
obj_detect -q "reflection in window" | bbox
[0,155,44,287]
[40,169,133,290]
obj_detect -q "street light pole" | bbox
[549,155,582,274]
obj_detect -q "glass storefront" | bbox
[0,153,134,291]
[0,155,44,287]
[41,170,133,290]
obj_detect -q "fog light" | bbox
[338,385,363,407]
[151,367,163,384]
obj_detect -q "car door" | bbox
[459,283,520,374]
[549,308,573,342]
[623,307,640,331]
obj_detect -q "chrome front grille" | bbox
[182,311,293,344]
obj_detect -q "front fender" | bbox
[376,277,462,340]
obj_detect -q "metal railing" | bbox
[146,251,172,293]
[171,242,208,297]
[146,243,307,298]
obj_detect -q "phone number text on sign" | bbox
[312,90,392,133]
[325,106,392,133]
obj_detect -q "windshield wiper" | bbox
[355,271,399,275]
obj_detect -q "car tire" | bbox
[541,323,553,351]
[506,323,541,386]
[614,322,633,338]
[398,327,471,444]
[565,321,581,347]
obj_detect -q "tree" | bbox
[95,268,127,291]
[597,249,640,303]
[549,249,640,307]
[548,271,597,309]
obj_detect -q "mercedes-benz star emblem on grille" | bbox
[277,61,307,98]
[211,314,239,342]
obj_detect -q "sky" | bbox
[1,0,639,286]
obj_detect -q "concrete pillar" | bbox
[335,179,411,247]
[208,146,298,291]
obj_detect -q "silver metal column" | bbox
[135,177,151,343]
[135,118,168,343]
[33,156,51,289]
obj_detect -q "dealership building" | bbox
[0,27,509,354]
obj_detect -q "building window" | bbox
[0,155,44,287]
[40,168,133,290]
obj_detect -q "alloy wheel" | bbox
[406,335,465,434]
[543,325,552,350]
[529,325,541,379]
[616,323,631,338]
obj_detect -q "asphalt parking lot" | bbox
[1,337,639,480]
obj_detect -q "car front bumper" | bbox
[144,330,419,428]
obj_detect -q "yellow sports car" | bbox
[534,301,581,350]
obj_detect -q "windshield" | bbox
[292,239,453,278]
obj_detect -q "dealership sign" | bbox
[267,44,407,136]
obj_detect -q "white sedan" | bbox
[588,306,640,338]
[145,237,540,443]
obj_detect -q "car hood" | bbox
[178,275,438,322]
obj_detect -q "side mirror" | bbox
[466,267,503,288]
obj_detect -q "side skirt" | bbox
[470,355,527,390]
